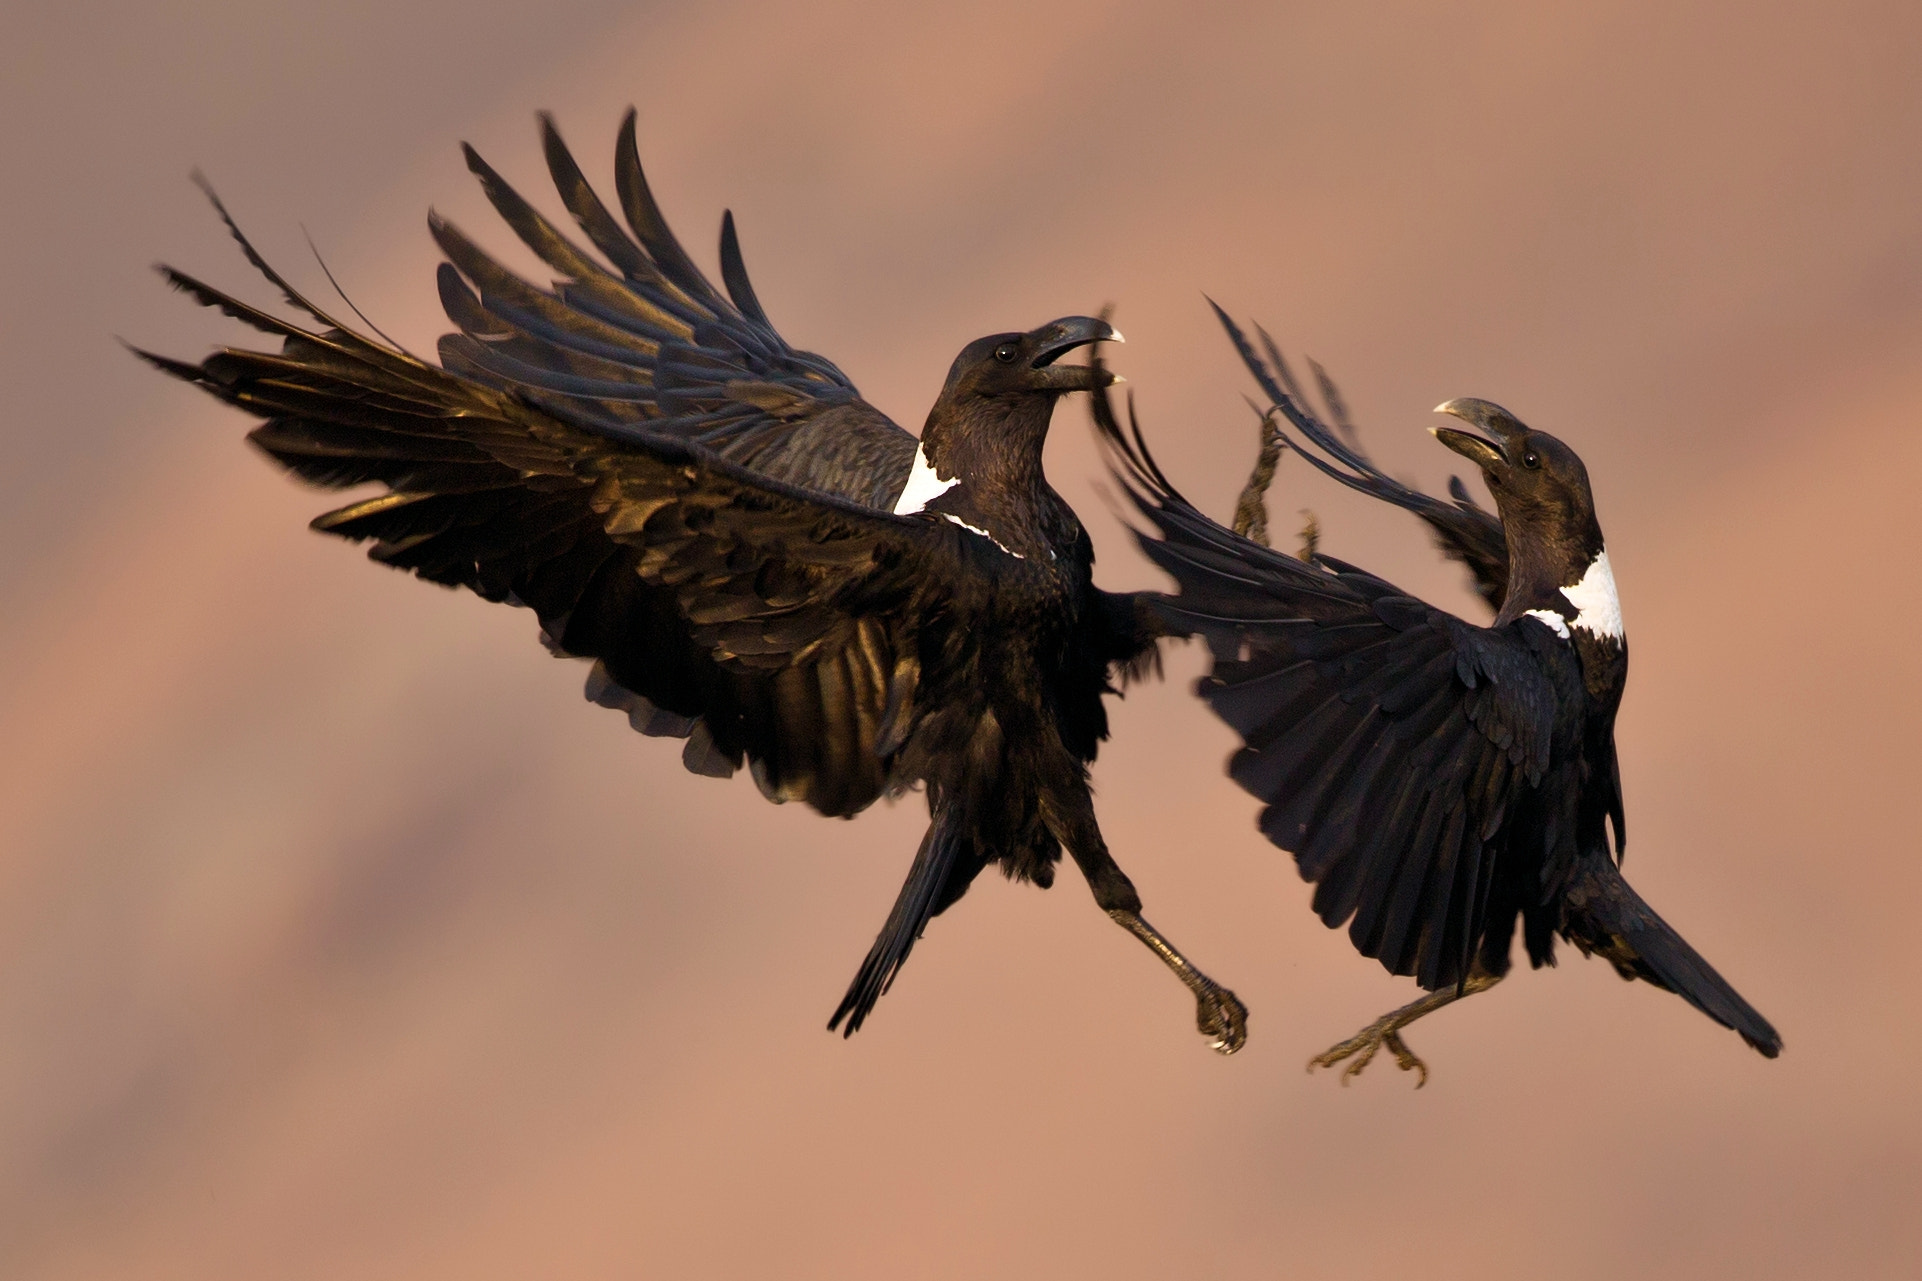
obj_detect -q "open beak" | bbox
[1431,397,1523,471]
[1028,315,1122,391]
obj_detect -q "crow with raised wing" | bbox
[137,112,1246,1052]
[1211,302,1508,612]
[1094,327,1778,1082]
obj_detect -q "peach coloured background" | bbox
[3,2,1919,1277]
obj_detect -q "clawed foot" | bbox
[1196,982,1249,1055]
[1101,908,1249,1055]
[1308,1018,1428,1086]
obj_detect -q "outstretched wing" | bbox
[1096,386,1574,991]
[141,205,997,820]
[1210,303,1510,614]
[434,110,918,507]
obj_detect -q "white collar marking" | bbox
[941,513,1024,560]
[1529,551,1623,642]
[892,442,958,515]
[1525,609,1571,640]
[894,442,1025,560]
[1562,549,1624,640]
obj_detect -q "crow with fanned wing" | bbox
[136,112,1245,1052]
[1093,317,1778,1082]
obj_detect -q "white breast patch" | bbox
[1562,549,1624,640]
[891,443,958,515]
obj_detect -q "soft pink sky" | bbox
[3,2,1919,1277]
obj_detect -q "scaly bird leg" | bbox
[1310,970,1504,1087]
[1231,410,1320,563]
[1107,909,1249,1054]
[1231,410,1284,547]
[1295,509,1320,562]
[1045,787,1248,1055]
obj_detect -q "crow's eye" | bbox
[993,342,1020,364]
[1522,451,1541,470]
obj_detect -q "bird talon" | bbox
[1196,984,1249,1055]
[1309,1018,1425,1087]
[1383,1031,1429,1087]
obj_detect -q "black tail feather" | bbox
[828,806,968,1037]
[1572,864,1782,1058]
[1621,917,1783,1057]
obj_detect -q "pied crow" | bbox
[136,112,1246,1053]
[1094,316,1780,1082]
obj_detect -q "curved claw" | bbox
[1382,1031,1428,1086]
[1198,983,1249,1055]
[1308,1021,1429,1087]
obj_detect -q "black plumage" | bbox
[137,112,1246,1051]
[1210,301,1508,611]
[1095,320,1780,1081]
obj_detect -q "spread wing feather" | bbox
[424,109,917,507]
[1095,385,1570,990]
[143,193,995,820]
[1209,302,1511,613]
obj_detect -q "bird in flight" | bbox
[1093,311,1780,1082]
[136,111,1247,1053]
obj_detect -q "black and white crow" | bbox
[1093,318,1780,1082]
[136,112,1247,1052]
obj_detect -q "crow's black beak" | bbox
[1431,397,1525,470]
[1028,315,1122,391]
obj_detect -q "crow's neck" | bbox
[1495,517,1624,651]
[915,396,1063,560]
[1496,537,1585,625]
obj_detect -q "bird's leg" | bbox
[1296,509,1321,563]
[1230,412,1321,564]
[1105,908,1249,1054]
[1044,791,1248,1054]
[1230,410,1284,547]
[1309,970,1503,1086]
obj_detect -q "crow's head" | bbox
[1431,398,1600,548]
[941,315,1121,401]
[914,316,1122,528]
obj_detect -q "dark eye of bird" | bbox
[1523,451,1541,470]
[993,342,1019,364]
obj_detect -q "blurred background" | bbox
[3,2,1919,1276]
